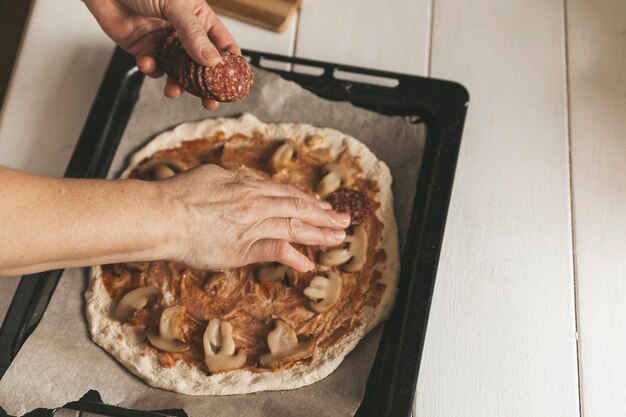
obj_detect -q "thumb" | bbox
[162,1,221,66]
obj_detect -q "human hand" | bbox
[160,164,351,272]
[84,0,239,110]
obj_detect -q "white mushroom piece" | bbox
[258,319,315,369]
[303,272,342,313]
[268,140,296,172]
[203,318,247,372]
[146,305,190,353]
[316,164,349,198]
[114,286,159,321]
[138,158,186,180]
[318,224,368,272]
[258,264,297,286]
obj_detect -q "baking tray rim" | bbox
[0,47,468,417]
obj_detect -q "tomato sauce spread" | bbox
[101,130,386,373]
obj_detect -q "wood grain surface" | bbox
[1,0,626,414]
[210,0,301,33]
[567,0,626,416]
[294,0,432,75]
[414,0,580,415]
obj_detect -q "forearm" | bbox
[0,166,179,276]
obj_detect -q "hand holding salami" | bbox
[84,0,244,109]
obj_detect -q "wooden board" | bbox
[414,0,581,415]
[566,0,626,415]
[294,0,431,75]
[211,0,301,33]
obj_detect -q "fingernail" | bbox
[338,213,351,226]
[332,229,346,240]
[201,47,221,66]
[305,259,315,271]
[321,201,332,210]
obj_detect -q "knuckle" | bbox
[274,240,290,259]
[184,20,206,39]
[292,197,309,217]
[287,218,303,239]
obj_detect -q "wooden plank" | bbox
[414,0,580,415]
[293,0,431,75]
[218,11,298,55]
[566,1,626,416]
[211,0,301,33]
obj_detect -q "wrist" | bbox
[149,180,187,262]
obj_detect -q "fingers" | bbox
[162,0,221,67]
[262,196,350,229]
[254,218,345,247]
[164,76,182,98]
[248,240,315,272]
[136,55,164,78]
[201,98,219,110]
[163,74,219,110]
[257,180,331,210]
[207,16,241,55]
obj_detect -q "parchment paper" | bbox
[0,68,425,417]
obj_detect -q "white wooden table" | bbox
[1,0,625,415]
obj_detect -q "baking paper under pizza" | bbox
[85,114,399,395]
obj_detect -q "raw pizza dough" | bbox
[85,113,400,395]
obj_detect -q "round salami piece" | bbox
[327,188,370,226]
[155,30,253,102]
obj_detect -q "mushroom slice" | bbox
[159,305,186,341]
[258,264,297,285]
[269,140,295,172]
[303,272,342,313]
[203,271,227,290]
[203,318,247,373]
[146,328,190,353]
[305,134,325,148]
[343,225,367,272]
[258,319,316,369]
[114,286,159,321]
[318,225,368,272]
[319,248,352,267]
[317,164,349,198]
[138,158,186,180]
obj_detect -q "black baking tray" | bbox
[0,47,468,417]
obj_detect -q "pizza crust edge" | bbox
[85,113,400,395]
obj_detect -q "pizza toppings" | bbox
[269,140,296,172]
[145,305,190,353]
[327,188,369,226]
[303,272,342,313]
[146,328,190,353]
[319,248,352,267]
[258,264,296,285]
[114,286,159,321]
[159,305,186,341]
[138,158,186,180]
[258,319,315,369]
[319,225,368,272]
[343,225,368,272]
[155,31,254,102]
[203,319,247,373]
[97,126,390,379]
[317,164,350,198]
